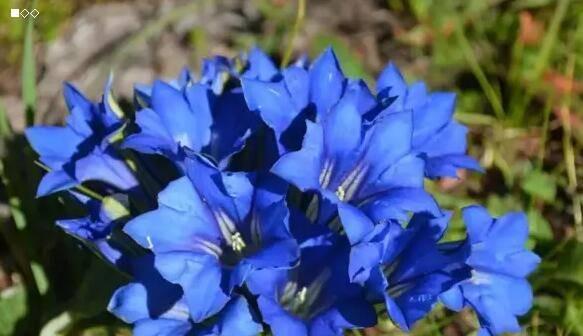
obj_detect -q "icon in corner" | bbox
[9,8,39,18]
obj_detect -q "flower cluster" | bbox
[27,47,540,336]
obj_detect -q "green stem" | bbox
[512,0,570,125]
[559,55,582,240]
[281,0,306,68]
[454,22,505,121]
[536,94,555,169]
[22,3,37,127]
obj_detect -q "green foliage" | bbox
[522,170,558,203]
[0,283,27,336]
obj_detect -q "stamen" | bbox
[213,209,247,253]
[192,236,223,258]
[231,232,247,252]
[280,282,298,305]
[297,287,307,304]
[281,269,332,319]
[336,163,368,202]
[319,159,334,188]
[336,186,346,201]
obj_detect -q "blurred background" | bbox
[0,0,582,335]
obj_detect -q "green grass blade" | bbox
[281,0,306,68]
[22,13,37,126]
[512,0,570,124]
[0,100,13,138]
[454,22,505,121]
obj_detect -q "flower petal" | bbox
[271,121,324,191]
[309,48,345,118]
[155,252,229,322]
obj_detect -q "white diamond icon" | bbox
[30,9,39,18]
[20,9,29,18]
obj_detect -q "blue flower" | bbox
[246,221,376,336]
[340,206,469,331]
[440,206,541,336]
[242,48,373,153]
[134,55,238,107]
[269,88,439,228]
[135,67,194,107]
[241,48,310,153]
[123,154,299,322]
[108,255,263,336]
[373,63,482,178]
[56,194,131,269]
[26,78,138,196]
[124,76,259,169]
[200,55,241,94]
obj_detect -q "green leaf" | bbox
[22,12,37,126]
[0,101,12,138]
[486,194,521,216]
[550,240,583,288]
[31,261,49,296]
[564,297,583,335]
[528,209,553,240]
[40,258,126,335]
[521,170,557,202]
[66,258,126,318]
[0,283,28,336]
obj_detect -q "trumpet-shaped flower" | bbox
[340,206,469,331]
[246,222,376,336]
[242,48,373,153]
[374,63,482,178]
[440,206,541,336]
[108,255,262,336]
[270,89,439,228]
[25,79,137,196]
[123,155,299,321]
[134,55,238,107]
[56,194,131,269]
[124,78,259,169]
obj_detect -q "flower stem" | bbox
[454,21,505,121]
[281,0,306,68]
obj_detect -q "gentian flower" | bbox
[134,67,193,108]
[373,63,482,178]
[246,221,376,336]
[27,46,539,336]
[269,87,439,227]
[123,154,299,322]
[242,48,375,153]
[340,207,469,331]
[200,55,241,94]
[56,194,131,269]
[135,55,240,108]
[124,73,259,169]
[25,78,138,196]
[108,255,262,336]
[241,47,309,153]
[440,206,541,336]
